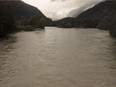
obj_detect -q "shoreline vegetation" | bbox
[0,0,46,37]
[51,1,116,37]
[0,0,116,38]
[17,25,45,31]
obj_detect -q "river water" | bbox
[0,27,116,87]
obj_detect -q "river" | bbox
[0,27,116,87]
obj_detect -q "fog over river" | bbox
[0,27,116,87]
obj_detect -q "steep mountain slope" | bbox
[53,1,116,37]
[53,17,77,28]
[1,0,52,28]
[0,2,16,37]
[68,2,99,18]
[1,0,41,19]
[9,1,43,20]
[76,1,116,29]
[76,0,116,37]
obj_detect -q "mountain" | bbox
[76,1,116,37]
[1,0,52,28]
[53,17,77,28]
[53,1,116,37]
[0,2,16,37]
[76,1,116,29]
[68,2,99,18]
[0,0,53,37]
[7,0,41,20]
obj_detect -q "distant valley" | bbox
[53,1,116,37]
[0,0,116,37]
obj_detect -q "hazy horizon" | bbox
[22,0,104,20]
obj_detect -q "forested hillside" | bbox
[5,0,52,28]
[52,1,116,37]
[0,2,16,37]
[0,0,52,37]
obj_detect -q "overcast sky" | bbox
[23,0,104,20]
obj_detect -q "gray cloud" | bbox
[51,0,66,2]
[68,1,103,17]
[50,0,55,2]
[23,0,104,20]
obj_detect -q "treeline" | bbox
[0,2,16,37]
[52,1,116,37]
[0,0,53,37]
[9,0,53,30]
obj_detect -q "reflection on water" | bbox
[107,38,116,80]
[0,36,17,87]
[110,39,116,60]
[0,27,116,87]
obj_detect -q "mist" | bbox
[23,0,104,20]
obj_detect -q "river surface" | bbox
[0,27,116,87]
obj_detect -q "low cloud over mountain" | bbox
[23,0,104,20]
